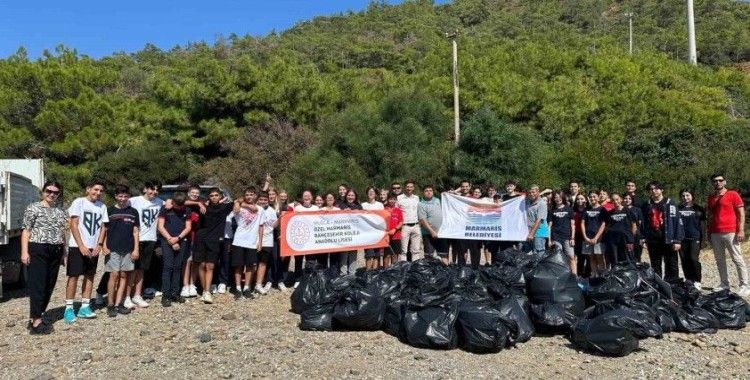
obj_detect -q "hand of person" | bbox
[132,250,140,261]
[584,238,594,245]
[569,239,575,247]
[172,243,180,251]
[21,252,30,266]
[388,229,395,236]
[546,240,552,248]
[672,243,681,252]
[92,246,101,257]
[62,254,67,267]
[79,246,91,257]
[266,173,273,183]
[526,234,534,242]
[165,199,173,209]
[736,230,745,243]
[102,245,110,255]
[168,236,178,245]
[199,203,207,215]
[626,243,634,252]
[640,239,646,247]
[430,231,438,239]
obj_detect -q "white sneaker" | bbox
[123,297,136,309]
[154,291,163,297]
[693,282,702,291]
[738,285,750,298]
[278,283,289,293]
[95,292,106,306]
[255,284,268,295]
[132,296,149,308]
[714,285,730,292]
[189,284,198,297]
[293,281,300,289]
[217,283,227,294]
[210,284,218,294]
[263,282,272,293]
[202,292,214,304]
[180,286,191,298]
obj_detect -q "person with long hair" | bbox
[581,190,606,276]
[292,190,319,286]
[678,188,706,289]
[273,190,293,292]
[314,194,324,208]
[602,193,637,268]
[622,193,645,263]
[384,192,403,268]
[338,189,362,275]
[362,187,384,270]
[572,193,590,277]
[21,181,68,334]
[548,191,576,274]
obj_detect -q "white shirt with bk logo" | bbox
[129,196,164,242]
[68,197,109,248]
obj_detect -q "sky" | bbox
[0,0,448,59]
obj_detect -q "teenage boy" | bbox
[707,174,749,295]
[157,192,194,307]
[581,190,606,276]
[103,185,140,317]
[192,188,234,304]
[419,185,447,264]
[641,181,684,281]
[231,187,264,300]
[523,185,549,259]
[255,191,278,295]
[64,179,109,323]
[397,180,423,262]
[126,181,164,308]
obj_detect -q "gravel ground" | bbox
[1,247,749,380]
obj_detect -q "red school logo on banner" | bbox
[280,209,391,257]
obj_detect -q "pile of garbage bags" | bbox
[292,249,750,356]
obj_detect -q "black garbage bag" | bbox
[478,264,526,297]
[570,310,640,357]
[402,259,455,307]
[496,295,534,344]
[494,248,538,275]
[636,263,672,299]
[695,290,748,329]
[670,279,701,306]
[455,301,510,353]
[581,303,663,339]
[333,287,385,330]
[586,266,640,303]
[451,265,490,302]
[671,304,721,334]
[402,302,459,349]
[383,297,406,340]
[368,268,404,298]
[300,302,335,331]
[291,268,334,314]
[527,250,585,330]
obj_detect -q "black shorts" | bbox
[257,248,271,264]
[192,240,222,263]
[66,247,98,277]
[364,248,383,259]
[231,246,257,268]
[135,241,157,271]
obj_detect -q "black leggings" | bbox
[679,239,702,283]
[27,243,64,319]
[647,241,680,281]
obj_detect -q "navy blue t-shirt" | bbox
[548,206,573,242]
[105,206,140,253]
[583,206,605,238]
[604,207,636,243]
[678,204,705,240]
[159,206,193,237]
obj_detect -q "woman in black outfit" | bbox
[623,193,645,262]
[678,189,706,289]
[21,181,68,335]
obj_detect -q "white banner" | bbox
[280,210,390,256]
[437,193,528,241]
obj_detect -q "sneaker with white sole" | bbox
[189,284,199,297]
[180,286,191,298]
[714,285,730,292]
[694,282,702,291]
[132,296,149,308]
[255,284,268,295]
[293,281,300,289]
[123,297,136,309]
[202,292,214,304]
[94,292,106,306]
[217,283,227,294]
[77,305,97,319]
[154,291,163,297]
[263,282,272,293]
[278,283,289,293]
[210,284,218,294]
[738,285,750,297]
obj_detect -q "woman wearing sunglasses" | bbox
[20,181,68,335]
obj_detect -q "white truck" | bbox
[0,159,44,298]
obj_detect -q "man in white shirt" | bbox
[255,191,278,295]
[64,179,109,323]
[125,181,164,308]
[397,180,422,262]
[230,187,264,300]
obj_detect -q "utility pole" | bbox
[687,0,697,65]
[446,31,460,146]
[625,12,633,55]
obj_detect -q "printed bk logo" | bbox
[142,209,158,229]
[83,211,103,236]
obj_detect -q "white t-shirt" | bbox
[224,212,235,240]
[294,204,319,212]
[362,200,384,210]
[397,193,420,223]
[232,207,265,249]
[261,206,278,248]
[128,195,165,242]
[68,197,109,248]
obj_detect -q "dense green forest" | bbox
[1,0,749,200]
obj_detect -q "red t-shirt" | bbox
[386,206,403,240]
[601,201,615,212]
[707,190,744,233]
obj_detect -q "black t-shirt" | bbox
[159,206,193,237]
[548,206,573,241]
[583,206,605,238]
[604,207,635,242]
[195,202,234,242]
[627,206,644,239]
[678,204,705,240]
[105,206,140,253]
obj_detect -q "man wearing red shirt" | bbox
[707,174,749,296]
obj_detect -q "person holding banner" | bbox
[418,185,447,264]
[338,189,362,275]
[397,181,423,262]
[498,180,522,253]
[384,192,403,268]
[362,187,385,270]
[293,190,320,281]
[523,185,549,257]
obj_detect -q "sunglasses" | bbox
[44,189,60,195]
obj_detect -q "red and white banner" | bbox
[280,210,390,257]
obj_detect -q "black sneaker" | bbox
[173,295,186,304]
[233,289,242,301]
[242,289,255,299]
[116,305,131,315]
[106,305,117,318]
[29,322,51,335]
[161,297,172,308]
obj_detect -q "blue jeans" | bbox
[521,238,547,257]
[161,240,188,298]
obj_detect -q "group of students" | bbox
[18,173,750,335]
